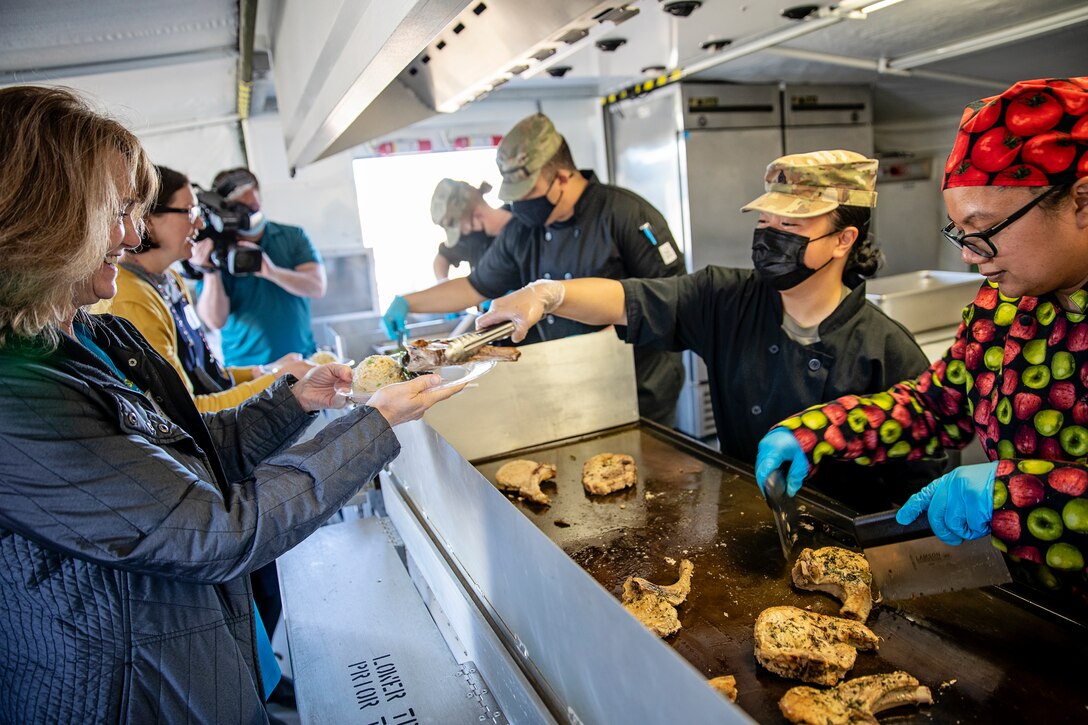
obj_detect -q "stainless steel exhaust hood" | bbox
[282,0,636,169]
[396,1,637,114]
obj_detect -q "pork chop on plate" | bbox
[405,338,520,373]
[779,671,932,724]
[754,606,878,685]
[792,546,874,622]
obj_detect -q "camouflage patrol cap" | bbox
[430,179,479,245]
[496,113,564,201]
[741,149,878,218]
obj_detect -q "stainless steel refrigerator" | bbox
[606,82,874,439]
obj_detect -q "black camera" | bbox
[194,188,266,275]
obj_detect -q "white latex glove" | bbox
[368,374,468,426]
[475,279,565,343]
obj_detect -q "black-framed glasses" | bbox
[153,205,203,224]
[941,185,1062,259]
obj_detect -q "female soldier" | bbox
[0,85,461,723]
[106,165,312,413]
[477,149,937,506]
[757,77,1088,603]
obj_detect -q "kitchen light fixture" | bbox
[700,39,732,51]
[546,65,573,78]
[662,1,701,18]
[780,5,820,21]
[596,37,627,51]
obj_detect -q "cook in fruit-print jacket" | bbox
[780,280,1088,604]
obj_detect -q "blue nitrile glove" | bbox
[755,427,810,497]
[382,295,409,340]
[896,461,997,545]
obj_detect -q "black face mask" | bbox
[511,177,559,228]
[751,226,836,291]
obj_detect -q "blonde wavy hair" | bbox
[0,85,157,348]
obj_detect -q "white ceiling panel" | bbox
[0,0,237,74]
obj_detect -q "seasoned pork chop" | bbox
[792,546,874,622]
[495,460,556,505]
[708,675,737,702]
[779,671,933,724]
[405,339,520,373]
[582,453,637,495]
[754,606,878,685]
[621,559,694,637]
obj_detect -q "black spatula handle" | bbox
[854,508,932,547]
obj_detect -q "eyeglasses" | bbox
[941,185,1062,259]
[154,205,203,224]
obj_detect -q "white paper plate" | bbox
[430,359,497,390]
[344,360,496,404]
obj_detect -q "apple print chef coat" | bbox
[781,280,1088,604]
[621,266,932,467]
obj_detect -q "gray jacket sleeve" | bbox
[0,367,400,585]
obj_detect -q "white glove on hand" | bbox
[476,279,565,342]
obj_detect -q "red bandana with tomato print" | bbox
[944,77,1088,189]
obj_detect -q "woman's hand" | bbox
[367,375,467,427]
[289,363,354,412]
[476,280,565,342]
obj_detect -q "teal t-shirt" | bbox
[201,221,321,367]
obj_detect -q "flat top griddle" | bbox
[474,424,1086,724]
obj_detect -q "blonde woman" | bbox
[0,86,461,723]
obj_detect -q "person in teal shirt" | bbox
[193,168,326,367]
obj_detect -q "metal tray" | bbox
[865,270,982,333]
[474,423,1085,724]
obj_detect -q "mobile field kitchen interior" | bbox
[2,0,1087,722]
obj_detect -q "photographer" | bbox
[193,168,327,367]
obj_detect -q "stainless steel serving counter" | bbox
[281,329,1085,724]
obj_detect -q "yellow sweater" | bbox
[101,265,275,413]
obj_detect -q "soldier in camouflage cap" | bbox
[496,113,564,201]
[429,179,511,280]
[477,144,942,504]
[742,149,878,218]
[431,179,482,246]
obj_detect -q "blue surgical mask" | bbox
[511,176,559,228]
[751,226,836,291]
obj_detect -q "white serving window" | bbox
[353,149,504,311]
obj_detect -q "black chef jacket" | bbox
[438,230,494,268]
[622,266,945,510]
[468,174,686,424]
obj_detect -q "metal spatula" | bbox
[854,509,1011,600]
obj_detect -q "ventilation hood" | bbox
[280,0,637,169]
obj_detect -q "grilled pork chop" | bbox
[405,338,520,373]
[582,453,637,495]
[708,675,737,702]
[779,671,933,724]
[621,559,694,637]
[754,606,878,685]
[495,460,556,505]
[792,546,874,622]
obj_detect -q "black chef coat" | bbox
[468,174,686,424]
[622,266,944,510]
[438,230,494,268]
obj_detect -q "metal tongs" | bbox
[441,321,516,363]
